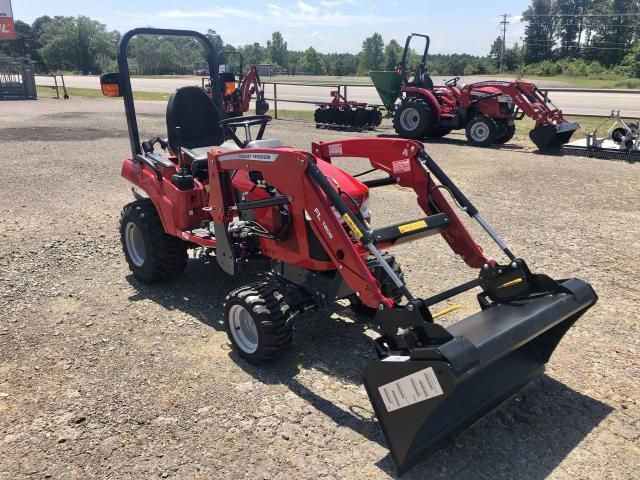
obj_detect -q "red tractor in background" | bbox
[203,50,269,116]
[371,33,579,150]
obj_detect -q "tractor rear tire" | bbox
[465,115,498,147]
[120,199,188,283]
[494,121,516,144]
[349,253,404,316]
[224,281,293,364]
[393,98,434,139]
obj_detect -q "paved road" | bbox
[48,75,640,117]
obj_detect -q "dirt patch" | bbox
[2,126,127,142]
[1,98,638,480]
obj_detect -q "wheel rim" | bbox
[399,107,420,132]
[125,222,145,267]
[470,121,490,142]
[228,304,259,354]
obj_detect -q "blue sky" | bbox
[13,0,530,55]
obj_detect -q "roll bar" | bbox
[116,28,221,157]
[400,33,430,82]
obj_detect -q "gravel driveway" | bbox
[1,98,639,479]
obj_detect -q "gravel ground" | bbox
[1,97,639,480]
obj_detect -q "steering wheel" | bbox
[219,114,272,148]
[445,76,460,88]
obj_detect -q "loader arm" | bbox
[311,138,489,268]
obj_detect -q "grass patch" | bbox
[495,73,640,89]
[514,114,636,139]
[37,85,171,101]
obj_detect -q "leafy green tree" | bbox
[522,0,557,64]
[384,39,403,70]
[267,31,287,68]
[238,42,265,66]
[359,32,384,73]
[0,21,38,60]
[206,29,224,51]
[297,47,325,74]
[38,16,116,73]
[621,42,640,77]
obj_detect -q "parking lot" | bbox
[1,97,639,479]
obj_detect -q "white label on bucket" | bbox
[378,367,444,413]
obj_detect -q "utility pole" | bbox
[500,13,509,73]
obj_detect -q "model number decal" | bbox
[314,208,333,239]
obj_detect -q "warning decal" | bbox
[398,219,427,234]
[392,158,411,174]
[378,367,444,412]
[328,143,343,156]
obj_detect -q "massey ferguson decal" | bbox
[0,0,15,40]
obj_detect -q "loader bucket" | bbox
[363,277,597,473]
[370,71,402,111]
[529,121,580,151]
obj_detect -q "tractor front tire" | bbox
[120,199,188,283]
[349,253,405,316]
[494,120,516,144]
[224,281,293,364]
[465,115,498,147]
[393,98,434,139]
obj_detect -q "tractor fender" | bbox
[402,86,441,120]
[121,158,206,236]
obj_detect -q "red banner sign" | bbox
[0,0,15,40]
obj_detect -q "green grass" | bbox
[37,85,171,101]
[495,73,640,89]
[514,114,635,140]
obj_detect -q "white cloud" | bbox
[297,0,318,14]
[156,8,261,20]
[126,4,421,34]
[320,0,357,7]
[308,31,319,38]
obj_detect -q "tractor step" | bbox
[372,213,450,246]
[180,228,216,247]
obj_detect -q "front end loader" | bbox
[104,28,598,474]
[371,33,579,151]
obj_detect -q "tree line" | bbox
[518,0,640,75]
[0,12,638,78]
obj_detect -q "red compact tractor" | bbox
[102,28,597,474]
[371,33,579,150]
[202,50,269,116]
